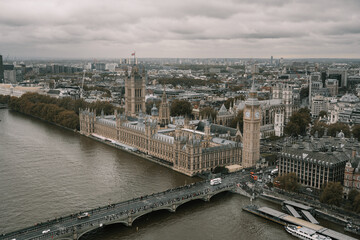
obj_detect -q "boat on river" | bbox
[285,225,331,240]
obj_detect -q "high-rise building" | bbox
[242,80,261,168]
[270,56,273,65]
[4,70,16,83]
[0,55,4,83]
[95,62,106,72]
[279,138,347,190]
[251,64,259,74]
[125,65,146,117]
[325,79,339,97]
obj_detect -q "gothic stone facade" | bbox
[125,65,146,117]
[216,84,298,138]
[80,109,242,176]
[242,84,261,168]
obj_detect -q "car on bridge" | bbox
[42,229,50,234]
[210,178,221,186]
[77,212,90,219]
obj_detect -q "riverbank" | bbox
[4,108,201,178]
[260,189,360,227]
[85,134,182,173]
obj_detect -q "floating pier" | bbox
[243,205,356,240]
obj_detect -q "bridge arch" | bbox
[207,189,233,200]
[131,206,174,223]
[173,195,209,209]
[76,189,236,239]
[77,220,129,240]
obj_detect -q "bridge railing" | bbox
[1,173,249,239]
[0,180,210,238]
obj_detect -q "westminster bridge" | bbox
[1,172,252,240]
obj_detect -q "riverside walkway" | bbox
[1,172,251,240]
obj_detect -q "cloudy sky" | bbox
[1,0,360,59]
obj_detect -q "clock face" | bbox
[255,111,260,119]
[245,111,250,118]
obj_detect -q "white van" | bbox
[210,178,222,186]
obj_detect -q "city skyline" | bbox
[1,0,360,59]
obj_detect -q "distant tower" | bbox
[159,88,171,126]
[242,80,261,168]
[272,83,282,99]
[151,103,159,119]
[0,55,4,83]
[283,84,293,123]
[125,65,146,117]
[79,108,96,135]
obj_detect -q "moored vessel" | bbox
[285,224,331,240]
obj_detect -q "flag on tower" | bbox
[131,52,135,56]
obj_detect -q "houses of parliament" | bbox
[79,64,260,176]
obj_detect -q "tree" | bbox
[6,93,81,130]
[311,121,327,137]
[274,172,300,192]
[261,153,277,166]
[327,123,350,138]
[353,194,360,213]
[319,111,327,118]
[320,182,343,206]
[284,108,311,136]
[298,107,311,116]
[229,110,243,130]
[224,96,244,109]
[55,110,79,129]
[300,87,309,101]
[224,98,234,109]
[348,189,359,203]
[158,77,211,88]
[200,107,217,120]
[74,99,88,115]
[352,124,360,141]
[0,95,10,104]
[170,99,192,116]
[284,122,301,136]
[58,97,75,112]
[89,101,117,115]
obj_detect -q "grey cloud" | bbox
[322,23,360,36]
[0,0,359,58]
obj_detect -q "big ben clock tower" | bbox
[242,80,261,168]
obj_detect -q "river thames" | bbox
[1,109,347,240]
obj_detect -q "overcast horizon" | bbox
[1,0,360,59]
